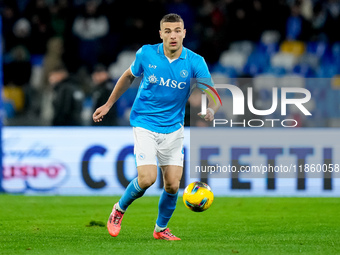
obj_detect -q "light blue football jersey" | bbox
[130,43,212,133]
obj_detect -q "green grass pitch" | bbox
[0,195,339,255]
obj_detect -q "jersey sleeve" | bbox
[193,56,214,90]
[130,47,144,77]
[193,56,211,78]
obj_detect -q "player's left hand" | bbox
[198,108,215,121]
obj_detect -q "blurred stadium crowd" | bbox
[1,0,340,127]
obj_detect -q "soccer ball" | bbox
[183,182,214,212]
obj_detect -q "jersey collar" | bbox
[158,43,187,60]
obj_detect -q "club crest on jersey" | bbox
[148,74,158,84]
[180,70,188,78]
[138,153,145,160]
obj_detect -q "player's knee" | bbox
[138,175,156,189]
[164,182,180,194]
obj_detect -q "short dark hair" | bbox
[160,13,184,28]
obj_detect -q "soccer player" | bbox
[93,13,220,241]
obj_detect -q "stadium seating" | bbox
[229,40,255,57]
[105,36,340,127]
[326,89,340,118]
[271,52,299,72]
[306,41,329,58]
[253,74,278,91]
[278,74,305,88]
[211,72,230,85]
[280,41,306,56]
[292,64,315,77]
[332,75,340,89]
[3,86,25,112]
[211,63,238,79]
[219,50,248,74]
[109,50,136,80]
[243,50,270,76]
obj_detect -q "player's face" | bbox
[160,22,186,55]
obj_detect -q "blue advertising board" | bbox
[2,127,340,196]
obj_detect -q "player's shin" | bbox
[155,189,178,231]
[118,177,146,211]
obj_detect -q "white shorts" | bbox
[133,126,184,167]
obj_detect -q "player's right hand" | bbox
[93,105,110,122]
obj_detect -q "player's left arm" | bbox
[194,56,221,122]
[199,87,221,122]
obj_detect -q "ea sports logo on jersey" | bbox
[180,70,188,78]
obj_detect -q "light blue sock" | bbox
[156,189,178,228]
[118,177,145,211]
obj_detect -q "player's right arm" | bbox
[93,68,135,123]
